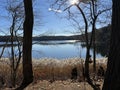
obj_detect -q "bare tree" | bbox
[0,0,41,88]
[4,0,24,87]
[51,0,111,90]
[89,0,111,72]
[15,0,34,89]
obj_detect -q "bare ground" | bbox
[3,80,103,90]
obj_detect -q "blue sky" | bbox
[34,0,112,36]
[0,0,112,36]
[35,0,76,36]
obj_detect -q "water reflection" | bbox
[32,40,104,59]
[33,40,80,45]
[96,43,109,57]
[81,42,109,57]
[0,40,108,59]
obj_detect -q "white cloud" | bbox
[48,8,62,13]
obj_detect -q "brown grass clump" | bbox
[33,58,84,81]
[0,58,23,88]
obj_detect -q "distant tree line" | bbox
[0,25,111,43]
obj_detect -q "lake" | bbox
[32,40,103,59]
[0,40,104,59]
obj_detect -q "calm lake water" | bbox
[32,40,103,59]
[0,40,103,59]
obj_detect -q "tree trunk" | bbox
[102,0,120,89]
[76,4,99,90]
[92,20,96,73]
[15,0,33,89]
[22,0,34,86]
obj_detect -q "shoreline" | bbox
[0,57,108,65]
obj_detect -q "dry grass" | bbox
[0,58,23,87]
[33,58,107,81]
[33,58,84,81]
[0,57,107,89]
